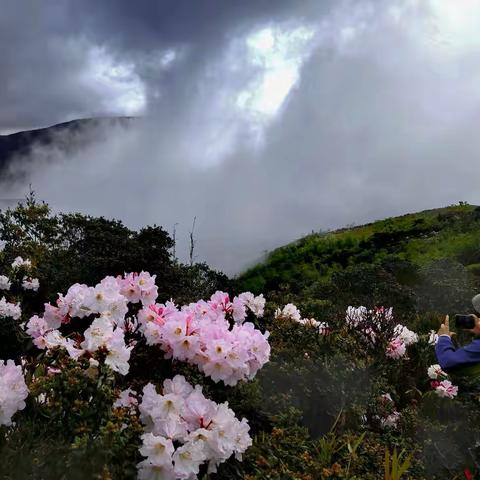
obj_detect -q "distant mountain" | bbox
[0,117,134,177]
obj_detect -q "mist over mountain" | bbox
[0,117,133,179]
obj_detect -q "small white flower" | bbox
[0,275,11,291]
[22,277,40,291]
[427,364,446,380]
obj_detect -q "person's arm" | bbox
[435,335,480,370]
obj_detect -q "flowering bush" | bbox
[0,201,479,479]
[1,270,270,479]
[275,303,330,335]
[346,306,418,360]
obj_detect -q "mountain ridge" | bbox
[0,117,135,177]
[239,203,480,317]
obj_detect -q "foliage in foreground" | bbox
[2,198,480,479]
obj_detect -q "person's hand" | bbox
[438,315,455,337]
[468,314,480,335]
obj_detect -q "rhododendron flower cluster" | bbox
[0,297,21,320]
[0,275,11,291]
[116,272,158,306]
[275,303,330,334]
[236,292,265,318]
[381,411,401,429]
[275,303,301,322]
[81,316,133,375]
[384,338,405,359]
[25,275,270,383]
[24,274,147,375]
[57,276,130,322]
[137,291,270,386]
[0,360,29,426]
[11,256,31,270]
[22,276,40,291]
[297,318,330,334]
[427,364,458,398]
[393,324,418,346]
[137,375,252,479]
[386,324,418,359]
[431,379,458,399]
[345,306,393,343]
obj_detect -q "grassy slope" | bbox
[239,203,480,294]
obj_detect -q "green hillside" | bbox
[239,203,480,318]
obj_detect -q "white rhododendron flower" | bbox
[236,292,265,318]
[427,364,447,380]
[11,257,32,270]
[275,304,329,334]
[0,360,29,426]
[0,275,11,291]
[298,318,330,334]
[0,297,21,320]
[393,324,418,346]
[22,276,40,291]
[428,330,439,345]
[275,303,302,322]
[345,306,418,360]
[81,316,132,375]
[138,376,252,479]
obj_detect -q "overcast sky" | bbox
[2,0,480,274]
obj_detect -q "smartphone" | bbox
[454,314,476,330]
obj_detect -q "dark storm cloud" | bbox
[2,1,480,274]
[0,0,327,130]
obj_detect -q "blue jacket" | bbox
[435,335,480,371]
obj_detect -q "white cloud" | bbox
[85,45,147,116]
[238,26,316,117]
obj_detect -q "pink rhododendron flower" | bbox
[385,337,406,359]
[116,271,158,306]
[137,292,270,386]
[114,388,139,411]
[0,360,29,426]
[432,380,458,399]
